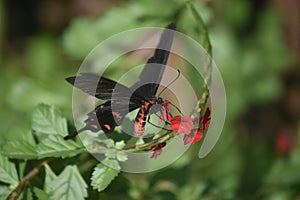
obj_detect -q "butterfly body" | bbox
[134,97,164,136]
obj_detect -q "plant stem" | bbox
[122,131,176,152]
[6,160,49,200]
[187,1,213,114]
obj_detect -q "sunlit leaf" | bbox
[0,154,19,185]
[91,160,120,192]
[0,141,38,160]
[48,166,88,200]
[0,186,11,200]
[44,165,57,194]
[32,104,68,136]
[36,135,85,159]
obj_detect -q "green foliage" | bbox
[33,187,49,200]
[0,154,19,185]
[91,160,120,192]
[62,0,186,59]
[0,186,11,200]
[36,135,84,159]
[0,141,38,160]
[0,0,294,199]
[48,166,88,200]
[32,104,68,136]
[0,104,84,160]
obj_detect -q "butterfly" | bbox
[64,23,176,140]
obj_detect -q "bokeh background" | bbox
[1,0,299,199]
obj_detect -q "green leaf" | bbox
[44,165,57,193]
[36,135,84,159]
[18,161,26,180]
[0,186,11,200]
[48,166,88,200]
[116,151,128,162]
[33,187,49,200]
[0,141,38,160]
[0,154,19,185]
[115,141,125,149]
[26,188,33,200]
[32,104,68,136]
[105,149,117,159]
[5,122,36,146]
[91,160,120,192]
[104,139,115,148]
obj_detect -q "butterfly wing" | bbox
[64,73,142,138]
[66,73,140,101]
[85,100,141,133]
[131,23,176,99]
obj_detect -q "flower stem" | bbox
[187,1,212,114]
[122,131,177,152]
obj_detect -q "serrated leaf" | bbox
[37,135,85,159]
[44,165,57,193]
[116,151,128,162]
[49,166,87,200]
[105,149,116,159]
[0,154,19,185]
[32,104,68,136]
[0,186,11,200]
[115,141,125,149]
[91,160,120,192]
[33,187,49,200]
[0,141,37,160]
[104,139,115,148]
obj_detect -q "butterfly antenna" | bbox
[64,127,86,140]
[168,101,184,115]
[158,69,180,97]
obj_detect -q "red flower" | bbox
[170,116,193,135]
[183,129,203,145]
[150,142,166,159]
[275,130,293,154]
[182,108,210,145]
[199,108,211,130]
[150,149,163,159]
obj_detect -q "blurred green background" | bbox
[1,0,299,199]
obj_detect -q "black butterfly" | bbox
[64,23,176,140]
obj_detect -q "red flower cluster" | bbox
[183,108,211,145]
[170,108,211,145]
[170,116,193,134]
[149,108,211,159]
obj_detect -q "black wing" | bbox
[66,73,143,104]
[130,22,176,99]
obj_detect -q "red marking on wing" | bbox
[112,111,122,121]
[104,124,111,131]
[91,125,98,130]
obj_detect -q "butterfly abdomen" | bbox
[134,100,156,136]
